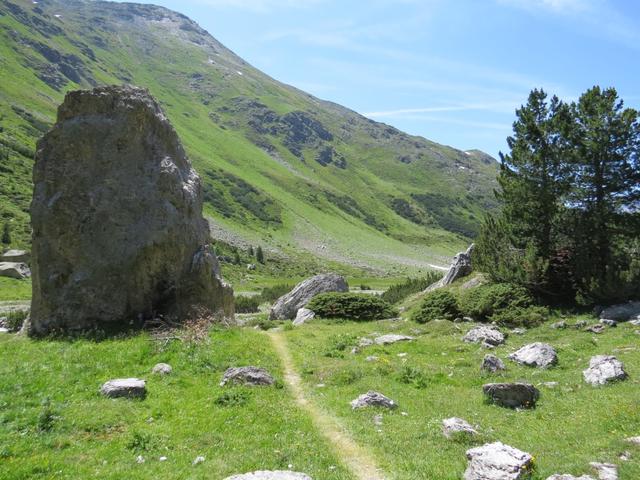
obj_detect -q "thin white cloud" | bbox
[364,101,519,118]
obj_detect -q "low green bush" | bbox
[235,295,260,313]
[411,290,460,323]
[489,305,549,328]
[458,283,534,322]
[307,293,397,320]
[381,272,442,305]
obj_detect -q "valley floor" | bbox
[1,316,639,479]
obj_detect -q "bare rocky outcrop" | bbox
[583,355,627,386]
[464,442,533,480]
[350,391,397,410]
[269,273,348,320]
[463,325,505,347]
[426,244,474,292]
[508,343,558,369]
[29,85,233,335]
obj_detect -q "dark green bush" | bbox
[234,295,260,313]
[458,283,533,322]
[411,290,460,323]
[489,305,549,328]
[381,272,443,305]
[306,293,397,320]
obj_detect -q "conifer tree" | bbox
[256,246,264,264]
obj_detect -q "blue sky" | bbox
[129,0,639,158]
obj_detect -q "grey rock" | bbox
[426,244,474,292]
[220,366,275,386]
[550,321,567,329]
[374,334,414,345]
[359,337,374,347]
[29,85,233,336]
[464,441,533,480]
[247,263,256,271]
[626,436,640,445]
[463,325,505,347]
[0,327,10,333]
[589,462,618,480]
[583,355,627,386]
[293,308,315,326]
[546,475,595,480]
[483,383,539,409]
[629,319,640,326]
[599,319,617,327]
[224,472,312,480]
[575,320,588,329]
[508,342,558,368]
[365,355,378,362]
[0,262,31,279]
[0,249,30,263]
[511,327,527,335]
[350,391,397,410]
[100,378,146,399]
[599,301,640,322]
[151,363,172,375]
[442,417,478,439]
[481,354,506,373]
[269,273,348,320]
[585,324,606,334]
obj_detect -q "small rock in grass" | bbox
[224,471,312,480]
[508,342,558,369]
[511,328,527,335]
[481,354,506,373]
[583,355,627,386]
[373,414,383,426]
[152,363,172,375]
[550,321,567,329]
[546,475,595,480]
[358,337,374,347]
[0,327,9,334]
[374,334,414,345]
[625,436,640,445]
[574,320,588,329]
[442,417,478,439]
[619,451,631,461]
[136,455,145,464]
[464,441,533,480]
[589,462,618,480]
[159,456,167,462]
[483,382,539,409]
[463,325,505,347]
[585,324,606,334]
[193,455,205,465]
[541,381,559,388]
[350,391,397,410]
[220,366,274,387]
[100,378,146,399]
[365,355,378,362]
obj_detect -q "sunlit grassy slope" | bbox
[0,0,498,276]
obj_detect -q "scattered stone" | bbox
[159,456,168,462]
[365,355,378,362]
[136,455,145,464]
[625,436,640,445]
[550,321,567,329]
[220,366,275,387]
[583,355,627,386]
[619,451,631,461]
[427,244,474,292]
[508,342,558,368]
[269,273,348,320]
[224,471,312,480]
[599,319,617,327]
[0,327,9,334]
[511,328,527,335]
[546,475,595,480]
[151,363,172,375]
[481,354,506,373]
[397,352,408,357]
[574,320,588,329]
[463,316,474,322]
[463,325,505,347]
[483,383,539,409]
[247,263,256,271]
[585,324,606,334]
[358,337,374,347]
[464,441,533,480]
[350,391,397,410]
[374,334,414,345]
[0,262,31,279]
[599,301,640,322]
[293,308,315,326]
[589,462,618,480]
[193,456,205,465]
[29,85,234,336]
[100,378,146,399]
[442,417,478,439]
[0,249,30,263]
[541,381,559,388]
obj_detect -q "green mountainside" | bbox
[0,0,498,275]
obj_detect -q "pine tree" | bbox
[233,251,241,265]
[248,246,254,257]
[256,246,264,264]
[1,223,11,245]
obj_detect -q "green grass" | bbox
[283,318,640,479]
[0,277,31,301]
[0,328,353,479]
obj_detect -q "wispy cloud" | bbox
[192,0,324,13]
[364,101,520,118]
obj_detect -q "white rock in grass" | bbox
[152,363,172,375]
[481,354,506,373]
[464,442,533,480]
[625,436,640,445]
[193,455,205,465]
[374,334,414,345]
[463,325,505,347]
[220,366,275,386]
[100,378,146,399]
[224,472,312,480]
[589,462,618,480]
[508,342,558,369]
[583,356,627,386]
[442,417,478,439]
[546,475,595,480]
[350,391,397,410]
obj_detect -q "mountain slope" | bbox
[0,0,498,273]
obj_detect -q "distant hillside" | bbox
[0,0,498,273]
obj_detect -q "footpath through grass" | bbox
[283,318,640,480]
[0,328,354,480]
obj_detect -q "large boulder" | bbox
[483,383,539,409]
[464,442,533,480]
[220,366,275,387]
[29,85,233,336]
[583,355,627,386]
[269,273,348,320]
[0,262,31,279]
[463,325,506,347]
[599,301,640,322]
[0,249,30,263]
[508,343,558,369]
[426,244,474,292]
[100,378,146,399]
[442,417,478,439]
[224,472,312,480]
